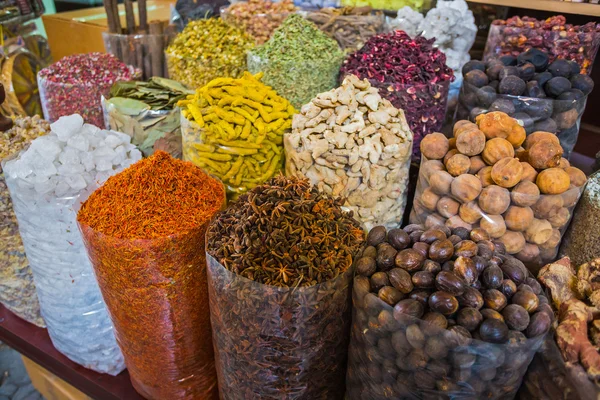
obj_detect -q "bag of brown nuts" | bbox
[411,112,587,274]
[346,224,551,400]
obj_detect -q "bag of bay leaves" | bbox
[102,77,194,158]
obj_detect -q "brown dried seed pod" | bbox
[367,226,387,246]
[480,309,504,322]
[539,229,561,250]
[370,271,391,291]
[453,256,478,285]
[525,311,551,338]
[412,242,430,258]
[537,168,571,195]
[456,128,486,156]
[429,170,454,196]
[498,230,526,254]
[458,287,484,309]
[469,156,486,174]
[563,166,586,187]
[454,240,478,258]
[524,131,560,150]
[388,229,411,251]
[423,260,442,275]
[421,133,450,160]
[428,291,459,316]
[429,239,455,263]
[502,304,530,331]
[435,271,467,296]
[482,138,515,165]
[457,307,483,332]
[356,257,377,276]
[511,290,539,313]
[394,299,425,320]
[420,229,447,244]
[528,139,563,169]
[446,154,471,177]
[478,185,511,215]
[504,206,534,232]
[511,181,540,207]
[451,174,482,203]
[520,162,538,183]
[436,197,461,219]
[395,249,425,271]
[379,286,404,306]
[412,271,435,289]
[480,215,507,239]
[525,219,553,245]
[548,207,570,228]
[388,268,414,294]
[500,279,518,299]
[422,312,448,329]
[483,289,508,311]
[478,166,495,188]
[491,157,523,188]
[422,160,445,181]
[420,187,441,211]
[459,201,484,224]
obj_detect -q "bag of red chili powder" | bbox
[77,151,225,400]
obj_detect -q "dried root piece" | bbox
[538,257,579,310]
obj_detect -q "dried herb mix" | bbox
[340,30,454,159]
[247,14,344,109]
[78,151,225,399]
[180,72,295,200]
[166,18,255,89]
[206,175,364,398]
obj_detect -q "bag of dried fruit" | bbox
[206,175,365,400]
[285,74,413,231]
[519,257,600,400]
[347,224,551,400]
[410,113,586,274]
[456,50,594,158]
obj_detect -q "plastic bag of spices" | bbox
[410,114,586,274]
[179,72,295,200]
[206,175,365,400]
[2,115,142,374]
[78,151,225,400]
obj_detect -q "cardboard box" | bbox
[42,0,173,61]
[22,356,91,400]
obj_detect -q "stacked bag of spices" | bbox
[247,14,345,109]
[347,224,551,399]
[38,53,139,128]
[285,74,413,230]
[166,19,255,89]
[340,30,455,160]
[179,72,295,200]
[0,115,49,328]
[411,113,587,271]
[519,257,600,400]
[103,77,194,158]
[78,151,225,399]
[456,49,595,157]
[206,175,365,399]
[3,114,143,374]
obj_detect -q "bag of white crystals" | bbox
[2,114,142,375]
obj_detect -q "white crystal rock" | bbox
[51,114,84,142]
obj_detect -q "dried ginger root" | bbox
[538,257,580,310]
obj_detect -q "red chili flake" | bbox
[38,53,137,128]
[78,151,225,399]
[340,30,454,160]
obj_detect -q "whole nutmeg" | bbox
[472,256,488,274]
[454,240,479,258]
[435,271,467,296]
[388,268,414,294]
[367,226,387,246]
[395,249,425,271]
[502,304,530,331]
[479,319,509,343]
[448,234,462,245]
[423,312,448,329]
[370,272,390,291]
[453,256,478,285]
[481,309,505,322]
[394,299,425,321]
[377,243,398,271]
[457,287,484,309]
[442,261,454,272]
[404,224,425,234]
[525,277,543,295]
[525,311,551,338]
[428,291,459,315]
[354,276,371,297]
[379,286,404,306]
[512,290,539,313]
[362,246,377,259]
[410,290,432,306]
[482,265,504,289]
[412,271,435,289]
[356,257,377,276]
[449,325,472,340]
[421,229,447,244]
[500,279,518,299]
[477,241,495,260]
[493,241,507,256]
[429,239,455,263]
[470,228,490,242]
[409,230,425,245]
[388,229,411,251]
[423,260,442,275]
[483,289,508,311]
[425,337,449,359]
[500,258,527,285]
[453,227,471,240]
[406,324,426,349]
[412,242,430,258]
[457,307,484,331]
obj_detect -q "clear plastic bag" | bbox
[206,253,353,399]
[0,170,44,327]
[519,333,600,400]
[2,160,124,375]
[181,116,284,200]
[410,155,584,273]
[103,32,169,80]
[79,222,220,399]
[102,97,182,158]
[346,276,545,400]
[456,82,588,158]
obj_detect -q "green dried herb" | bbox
[166,18,256,88]
[247,14,344,108]
[109,77,193,111]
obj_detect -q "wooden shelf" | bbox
[466,0,600,16]
[0,305,143,400]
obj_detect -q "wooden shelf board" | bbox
[466,0,600,16]
[0,305,143,400]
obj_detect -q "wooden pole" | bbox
[149,21,164,78]
[138,0,148,32]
